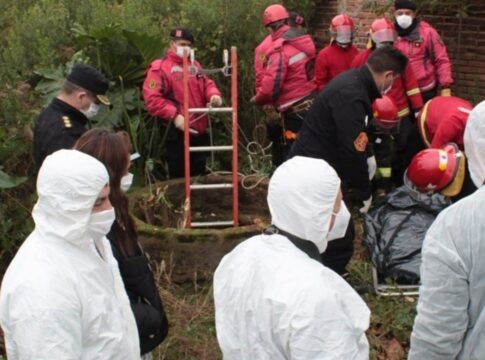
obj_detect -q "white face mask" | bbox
[81,102,100,119]
[120,172,133,192]
[327,201,351,241]
[396,14,413,29]
[88,208,115,241]
[176,46,191,58]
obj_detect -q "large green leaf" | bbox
[0,170,27,189]
[123,30,165,66]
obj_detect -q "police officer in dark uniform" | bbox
[33,64,110,170]
[289,46,408,275]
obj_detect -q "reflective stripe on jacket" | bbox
[351,48,423,118]
[417,96,472,149]
[255,25,316,112]
[395,20,453,92]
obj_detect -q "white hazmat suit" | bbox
[214,156,370,360]
[409,100,485,359]
[0,149,140,359]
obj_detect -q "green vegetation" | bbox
[0,1,418,359]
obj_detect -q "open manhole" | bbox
[130,174,270,283]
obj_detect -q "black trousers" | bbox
[165,127,209,179]
[281,109,308,162]
[267,123,285,167]
[392,116,425,187]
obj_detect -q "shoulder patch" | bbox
[258,53,267,64]
[148,79,157,89]
[354,132,368,152]
[62,116,72,129]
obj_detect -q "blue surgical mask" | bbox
[81,102,100,119]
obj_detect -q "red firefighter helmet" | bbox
[372,96,399,129]
[330,14,354,44]
[405,143,466,196]
[369,18,396,45]
[263,4,289,26]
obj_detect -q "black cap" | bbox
[170,27,194,43]
[394,0,417,11]
[288,11,305,27]
[66,64,110,105]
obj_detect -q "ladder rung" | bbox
[189,107,233,113]
[191,220,235,227]
[190,183,233,190]
[190,145,233,152]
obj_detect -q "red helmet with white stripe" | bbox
[330,15,354,45]
[370,18,396,45]
[405,143,465,196]
[372,96,398,129]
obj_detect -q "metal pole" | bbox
[182,49,191,228]
[231,46,239,226]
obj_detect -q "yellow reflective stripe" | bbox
[398,107,410,117]
[406,88,420,96]
[419,100,432,147]
[379,167,392,178]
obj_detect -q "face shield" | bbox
[332,25,354,45]
[371,28,396,45]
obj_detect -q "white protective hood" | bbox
[32,149,108,248]
[214,156,370,360]
[464,100,485,187]
[0,150,140,359]
[268,156,341,252]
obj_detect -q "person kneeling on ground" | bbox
[214,156,370,359]
[408,101,485,359]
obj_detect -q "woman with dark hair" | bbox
[74,128,168,358]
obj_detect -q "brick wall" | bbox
[309,0,485,103]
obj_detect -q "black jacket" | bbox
[108,233,169,355]
[289,66,381,201]
[33,98,88,170]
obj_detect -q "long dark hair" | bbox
[74,128,137,257]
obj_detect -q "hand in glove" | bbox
[441,88,451,97]
[367,155,377,180]
[174,114,185,131]
[210,95,223,107]
[174,114,198,134]
[359,196,372,215]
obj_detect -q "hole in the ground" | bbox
[132,174,270,229]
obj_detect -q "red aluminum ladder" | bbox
[181,47,239,228]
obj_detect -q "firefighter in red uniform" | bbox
[252,4,316,161]
[314,14,359,91]
[417,96,473,150]
[352,18,424,188]
[405,142,475,202]
[254,10,307,166]
[142,27,222,179]
[394,0,453,103]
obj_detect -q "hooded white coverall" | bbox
[214,156,370,360]
[409,101,485,359]
[0,150,140,359]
